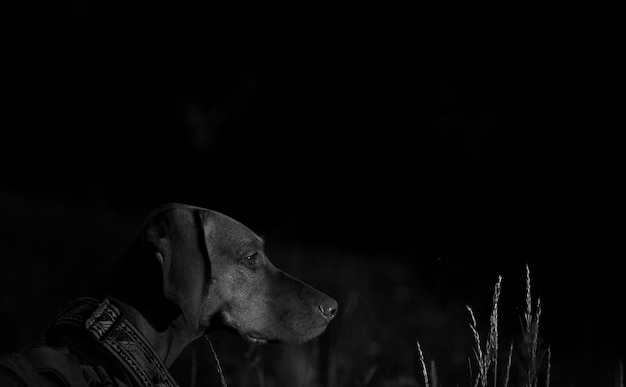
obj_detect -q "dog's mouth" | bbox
[243,332,270,345]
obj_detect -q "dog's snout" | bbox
[318,298,338,320]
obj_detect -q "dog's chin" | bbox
[227,319,330,346]
[245,323,329,345]
[240,330,312,345]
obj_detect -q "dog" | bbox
[0,203,337,386]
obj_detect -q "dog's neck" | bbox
[113,298,201,367]
[98,239,203,367]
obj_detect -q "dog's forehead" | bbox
[149,204,264,251]
[202,209,263,249]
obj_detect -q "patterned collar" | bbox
[49,297,179,387]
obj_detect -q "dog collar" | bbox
[48,297,179,387]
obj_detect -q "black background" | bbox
[1,2,622,386]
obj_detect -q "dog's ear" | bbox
[143,204,209,332]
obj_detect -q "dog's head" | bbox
[142,203,337,344]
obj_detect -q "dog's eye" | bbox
[245,253,259,266]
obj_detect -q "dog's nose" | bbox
[318,298,338,320]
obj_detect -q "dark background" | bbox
[1,2,622,386]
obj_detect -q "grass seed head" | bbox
[416,339,430,387]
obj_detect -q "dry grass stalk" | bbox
[362,365,378,387]
[532,298,542,387]
[205,335,228,387]
[466,305,488,387]
[524,264,533,386]
[504,342,513,387]
[430,360,438,387]
[525,264,532,338]
[524,265,543,387]
[545,346,551,387]
[466,274,502,387]
[416,339,430,387]
[489,276,502,387]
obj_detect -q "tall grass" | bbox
[421,265,552,387]
[465,273,502,387]
[417,265,551,387]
